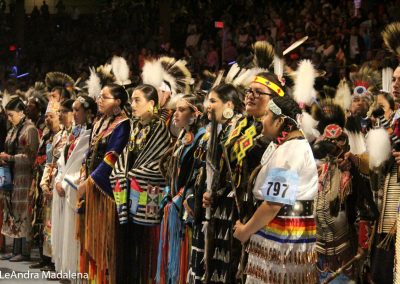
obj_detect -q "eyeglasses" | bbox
[99,95,115,101]
[244,88,270,98]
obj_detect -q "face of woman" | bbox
[98,87,119,116]
[174,100,194,129]
[377,94,392,120]
[59,107,73,128]
[6,110,24,126]
[45,112,60,131]
[207,91,233,123]
[131,90,154,119]
[245,82,272,118]
[261,108,283,139]
[72,101,87,125]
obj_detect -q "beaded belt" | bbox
[277,200,314,217]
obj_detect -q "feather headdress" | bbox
[45,72,75,91]
[159,56,192,95]
[312,99,346,134]
[349,64,381,97]
[142,56,192,96]
[382,22,400,57]
[25,82,46,99]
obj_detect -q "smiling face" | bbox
[245,82,272,118]
[206,91,233,123]
[174,100,194,129]
[131,89,154,119]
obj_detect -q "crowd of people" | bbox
[1,0,400,92]
[1,1,400,284]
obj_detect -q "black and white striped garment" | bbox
[110,118,171,225]
[378,164,400,234]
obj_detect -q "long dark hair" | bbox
[5,98,26,112]
[134,84,159,107]
[211,83,244,113]
[269,95,301,143]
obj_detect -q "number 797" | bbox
[266,182,289,198]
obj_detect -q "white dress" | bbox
[52,128,90,273]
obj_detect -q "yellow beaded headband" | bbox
[253,76,285,97]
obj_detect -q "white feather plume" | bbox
[225,63,243,83]
[293,60,317,106]
[299,112,320,143]
[273,55,284,78]
[111,56,131,85]
[382,67,393,93]
[142,60,164,89]
[366,128,391,169]
[166,93,185,110]
[334,79,352,111]
[1,90,11,110]
[233,67,266,87]
[87,67,102,99]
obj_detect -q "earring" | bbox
[188,117,195,125]
[222,108,234,120]
[113,105,122,116]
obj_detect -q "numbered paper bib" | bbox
[261,168,299,205]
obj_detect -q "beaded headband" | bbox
[254,76,285,97]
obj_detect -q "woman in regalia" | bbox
[77,84,130,283]
[0,98,39,261]
[202,71,279,283]
[233,95,318,284]
[110,84,170,284]
[40,99,74,273]
[190,83,244,283]
[53,95,97,275]
[156,93,205,284]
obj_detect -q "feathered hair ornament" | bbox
[159,56,192,95]
[96,63,114,82]
[293,59,317,106]
[142,56,192,96]
[251,41,275,70]
[111,56,131,86]
[382,22,400,58]
[334,79,352,111]
[25,82,46,99]
[45,72,75,91]
[87,67,102,100]
[1,90,11,110]
[366,128,391,170]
